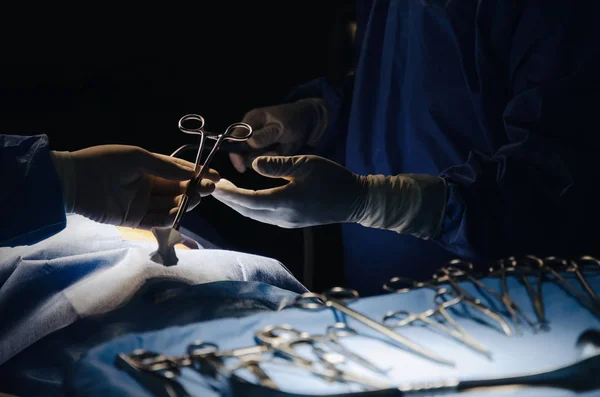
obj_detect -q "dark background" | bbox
[0,3,357,286]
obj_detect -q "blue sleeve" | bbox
[437,2,600,260]
[0,134,66,247]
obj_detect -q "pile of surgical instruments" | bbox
[116,255,600,396]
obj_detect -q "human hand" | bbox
[214,154,447,239]
[229,99,329,173]
[214,155,367,228]
[51,145,220,229]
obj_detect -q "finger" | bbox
[185,179,216,211]
[196,167,221,182]
[138,207,179,230]
[196,179,216,197]
[212,178,291,210]
[152,167,220,195]
[245,150,279,171]
[247,125,281,149]
[155,153,195,170]
[140,151,195,180]
[214,195,276,224]
[229,152,247,173]
[252,156,303,179]
[152,178,187,196]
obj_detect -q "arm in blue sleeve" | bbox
[437,4,600,260]
[0,134,67,247]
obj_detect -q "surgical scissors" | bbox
[564,257,600,305]
[505,256,548,329]
[257,323,386,374]
[541,257,600,317]
[283,336,392,390]
[382,277,492,358]
[171,114,253,230]
[432,267,513,336]
[444,260,533,332]
[294,287,455,366]
[486,259,538,331]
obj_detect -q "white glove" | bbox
[50,145,221,229]
[213,155,447,239]
[229,98,329,173]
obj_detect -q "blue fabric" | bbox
[0,134,67,247]
[65,271,600,396]
[284,0,600,296]
[0,214,307,395]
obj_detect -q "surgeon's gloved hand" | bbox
[229,98,329,173]
[213,155,447,239]
[50,145,220,229]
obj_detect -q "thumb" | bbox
[141,152,195,180]
[252,155,305,179]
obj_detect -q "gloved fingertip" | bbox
[229,152,247,173]
[197,180,216,196]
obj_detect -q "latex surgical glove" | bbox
[213,155,447,239]
[229,98,329,173]
[50,145,220,229]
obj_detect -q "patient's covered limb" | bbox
[0,214,306,366]
[150,227,185,266]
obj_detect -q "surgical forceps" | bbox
[115,352,191,397]
[294,287,455,366]
[382,277,492,358]
[255,325,390,390]
[126,341,278,390]
[485,259,538,331]
[186,340,278,389]
[257,323,386,374]
[564,256,600,305]
[541,256,600,317]
[432,267,513,336]
[445,260,534,331]
[171,114,253,230]
[505,256,548,329]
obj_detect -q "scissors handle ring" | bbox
[295,292,329,310]
[326,322,358,341]
[222,122,253,141]
[382,310,412,324]
[255,324,301,345]
[187,340,219,358]
[178,114,206,134]
[383,276,433,293]
[325,287,360,302]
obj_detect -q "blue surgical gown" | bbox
[286,0,600,295]
[0,134,67,247]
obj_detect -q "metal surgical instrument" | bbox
[255,325,390,390]
[283,337,392,390]
[294,287,455,366]
[506,256,548,329]
[382,277,492,358]
[564,257,600,305]
[432,268,513,336]
[541,257,600,317]
[171,114,253,230]
[257,323,386,374]
[326,322,389,374]
[486,259,538,331]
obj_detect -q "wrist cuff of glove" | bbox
[50,151,76,214]
[297,98,329,147]
[357,174,447,240]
